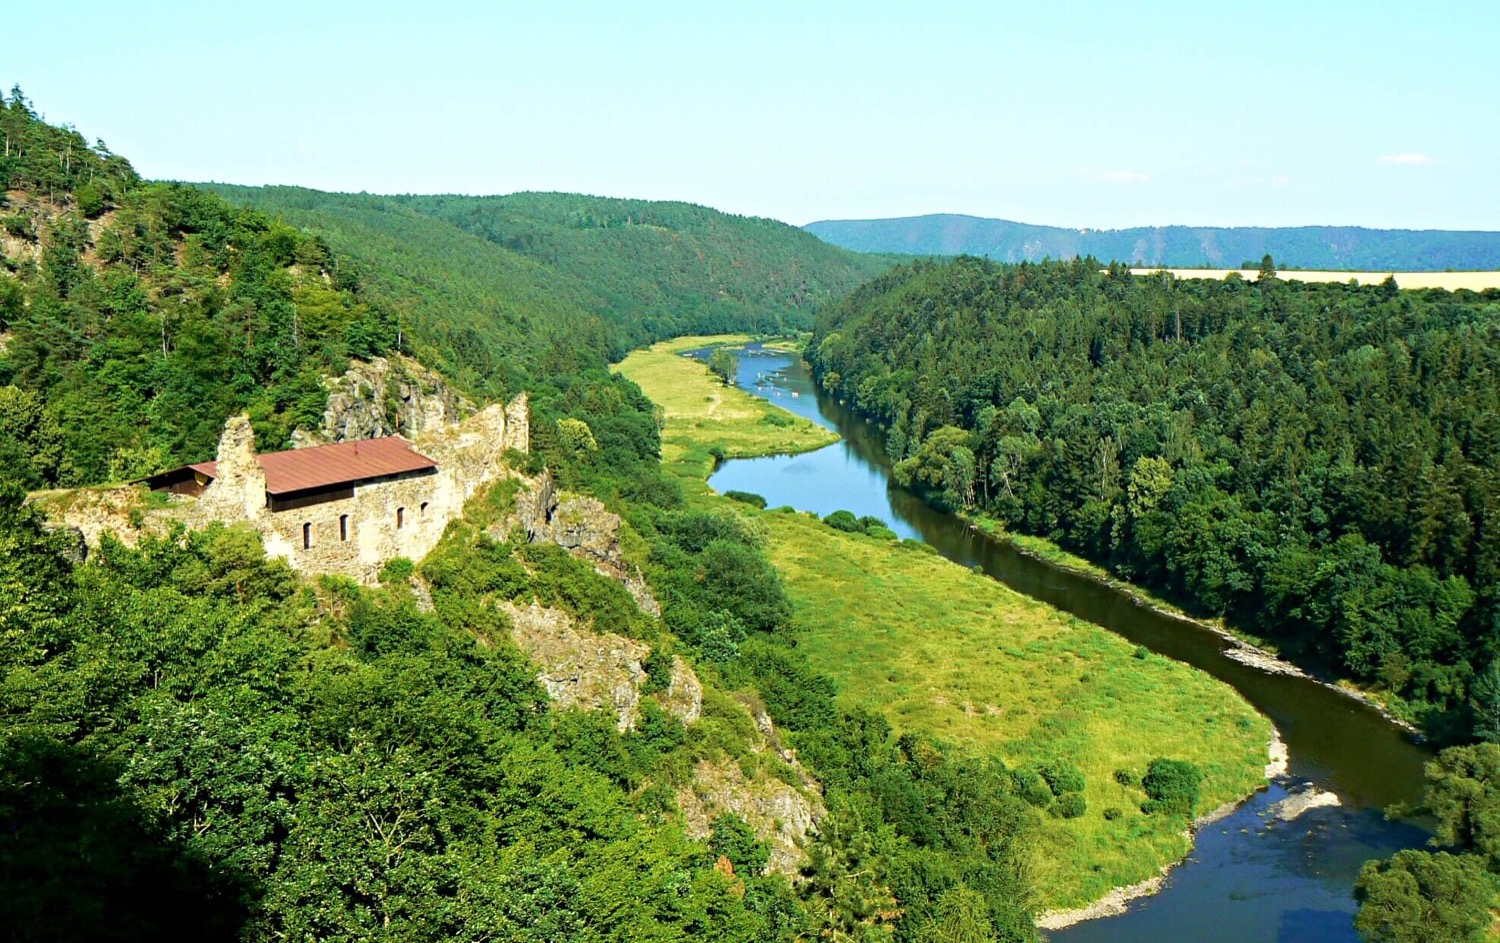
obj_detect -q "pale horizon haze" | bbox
[7,1,1499,231]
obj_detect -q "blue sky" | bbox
[8,1,1498,229]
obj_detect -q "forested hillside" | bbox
[809,256,1500,738]
[3,94,1043,942]
[805,213,1500,271]
[0,90,402,485]
[207,187,891,353]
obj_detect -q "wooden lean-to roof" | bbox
[152,436,438,496]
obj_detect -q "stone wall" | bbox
[175,392,529,583]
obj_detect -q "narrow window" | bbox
[302,522,312,549]
[420,501,429,518]
[339,514,349,542]
[396,507,405,529]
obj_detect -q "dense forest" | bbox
[0,90,404,485]
[808,256,1500,739]
[805,213,1500,271]
[2,93,1046,942]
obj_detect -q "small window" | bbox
[339,514,349,542]
[302,522,312,549]
[396,507,405,529]
[420,502,429,518]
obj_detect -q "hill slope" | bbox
[206,187,892,354]
[805,213,1500,271]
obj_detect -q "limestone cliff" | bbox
[678,751,825,878]
[292,355,475,447]
[504,600,649,732]
[511,471,661,616]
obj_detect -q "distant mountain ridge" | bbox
[804,213,1500,271]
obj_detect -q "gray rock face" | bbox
[295,355,473,447]
[514,472,662,617]
[504,601,649,732]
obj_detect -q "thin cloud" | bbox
[1377,153,1436,166]
[1098,170,1150,183]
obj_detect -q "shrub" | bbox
[1038,760,1086,795]
[823,510,862,533]
[641,646,673,695]
[723,490,767,509]
[709,812,770,876]
[759,410,793,427]
[2,214,35,240]
[1012,768,1054,808]
[1113,768,1140,789]
[1142,758,1201,815]
[1050,792,1087,819]
[1103,806,1124,821]
[378,556,415,585]
[1132,645,1150,660]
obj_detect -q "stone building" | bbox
[140,393,528,583]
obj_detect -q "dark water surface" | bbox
[703,344,1432,943]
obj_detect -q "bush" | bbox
[1113,768,1140,788]
[2,214,35,240]
[1142,758,1201,815]
[641,646,673,695]
[709,812,771,876]
[1012,768,1054,808]
[1038,760,1086,795]
[378,556,415,585]
[1050,792,1087,819]
[823,510,862,533]
[1103,806,1124,821]
[723,490,767,509]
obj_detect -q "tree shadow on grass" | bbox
[0,735,255,943]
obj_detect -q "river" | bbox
[701,343,1432,943]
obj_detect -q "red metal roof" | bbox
[180,437,437,495]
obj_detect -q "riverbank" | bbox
[617,335,1277,913]
[1037,727,1287,930]
[965,516,1422,737]
[614,335,838,477]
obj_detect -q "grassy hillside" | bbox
[805,213,1500,271]
[616,334,1272,912]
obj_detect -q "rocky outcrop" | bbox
[662,657,704,725]
[504,601,650,732]
[293,355,474,447]
[1268,787,1341,822]
[678,759,823,878]
[513,471,662,616]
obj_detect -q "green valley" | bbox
[616,335,1272,912]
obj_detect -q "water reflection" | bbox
[702,343,1432,942]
